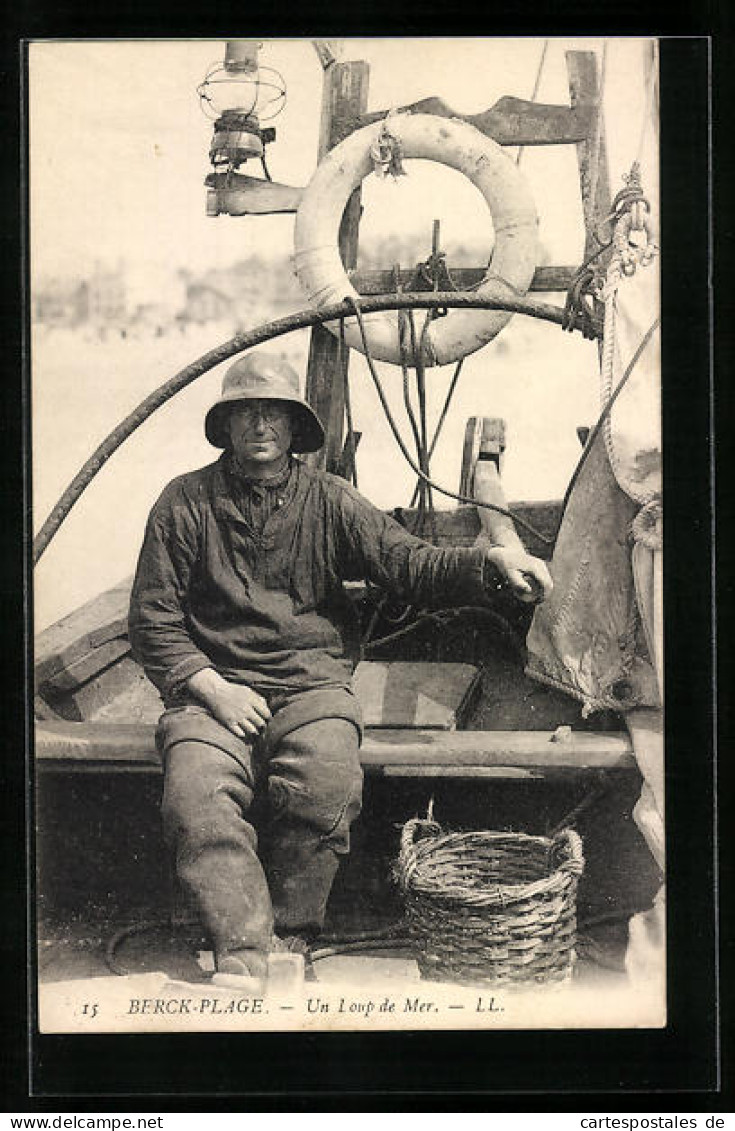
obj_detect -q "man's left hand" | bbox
[484,545,554,604]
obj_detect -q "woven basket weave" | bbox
[396,818,585,986]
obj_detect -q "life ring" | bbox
[294,113,538,367]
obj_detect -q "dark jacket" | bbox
[129,455,491,704]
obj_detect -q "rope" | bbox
[363,605,526,662]
[404,237,460,526]
[310,938,414,963]
[407,310,437,537]
[562,266,601,339]
[598,167,658,504]
[395,241,437,537]
[104,915,415,975]
[105,918,178,976]
[408,357,465,509]
[549,773,610,838]
[338,318,358,488]
[33,290,593,564]
[398,310,426,498]
[516,39,550,166]
[396,290,429,532]
[559,316,660,520]
[409,311,432,474]
[345,296,554,546]
[561,225,617,341]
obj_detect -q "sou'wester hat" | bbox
[205,351,325,454]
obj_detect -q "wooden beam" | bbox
[38,638,131,695]
[350,265,577,295]
[334,430,362,482]
[566,51,612,267]
[305,60,369,473]
[35,720,636,774]
[390,502,560,559]
[360,728,635,769]
[35,581,131,669]
[459,417,506,498]
[312,41,340,70]
[382,766,545,779]
[358,95,595,147]
[205,173,303,216]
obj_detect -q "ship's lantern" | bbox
[197,40,286,169]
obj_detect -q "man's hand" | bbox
[186,668,272,739]
[483,545,554,604]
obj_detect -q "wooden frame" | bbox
[303,49,611,475]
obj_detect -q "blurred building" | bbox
[33,277,89,326]
[86,262,127,324]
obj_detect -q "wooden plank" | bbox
[390,502,560,560]
[38,638,131,694]
[353,661,480,729]
[35,720,636,773]
[34,581,131,670]
[305,60,369,474]
[35,721,157,762]
[312,41,342,70]
[459,417,506,497]
[350,265,577,295]
[333,430,362,481]
[382,766,544,779]
[361,729,635,769]
[40,762,161,775]
[357,96,594,147]
[205,172,303,216]
[319,60,371,150]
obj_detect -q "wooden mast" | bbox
[304,55,369,472]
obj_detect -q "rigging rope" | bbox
[516,39,550,166]
[597,162,658,503]
[407,309,437,537]
[344,295,555,546]
[397,310,425,493]
[363,604,526,661]
[408,357,465,508]
[559,316,660,519]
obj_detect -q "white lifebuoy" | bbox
[294,113,538,367]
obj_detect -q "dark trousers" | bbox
[158,705,363,964]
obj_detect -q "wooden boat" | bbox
[33,40,662,998]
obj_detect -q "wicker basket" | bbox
[396,818,585,987]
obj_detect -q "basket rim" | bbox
[397,820,584,908]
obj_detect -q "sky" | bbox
[29,37,657,282]
[29,37,659,630]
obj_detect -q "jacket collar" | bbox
[225,452,293,492]
[210,454,306,530]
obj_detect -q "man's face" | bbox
[227,399,294,469]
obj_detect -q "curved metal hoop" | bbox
[33,290,597,564]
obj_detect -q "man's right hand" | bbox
[185,668,272,739]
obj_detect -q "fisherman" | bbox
[128,350,552,990]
